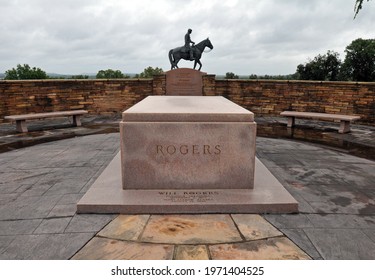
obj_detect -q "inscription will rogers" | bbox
[158,191,220,203]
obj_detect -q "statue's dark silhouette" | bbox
[184,28,195,60]
[169,29,213,71]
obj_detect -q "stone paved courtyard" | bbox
[0,130,374,260]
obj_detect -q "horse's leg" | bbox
[197,60,202,71]
[175,58,180,69]
[193,60,197,69]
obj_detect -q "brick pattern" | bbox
[214,79,375,125]
[0,79,152,122]
[1,78,374,125]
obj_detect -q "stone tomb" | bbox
[77,96,298,214]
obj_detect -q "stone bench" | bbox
[4,110,88,133]
[280,111,361,133]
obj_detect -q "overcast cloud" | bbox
[0,0,374,75]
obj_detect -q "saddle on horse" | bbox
[182,45,195,60]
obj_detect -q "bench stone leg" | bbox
[287,116,295,128]
[339,120,350,133]
[16,120,28,133]
[73,115,82,127]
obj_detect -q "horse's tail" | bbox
[168,49,174,67]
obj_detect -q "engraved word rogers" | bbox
[156,144,221,156]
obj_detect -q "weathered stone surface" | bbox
[0,195,62,220]
[263,214,314,229]
[140,214,242,244]
[175,245,209,260]
[98,215,149,241]
[166,68,205,96]
[0,219,42,235]
[72,237,174,260]
[363,229,375,243]
[280,229,322,260]
[47,204,77,218]
[0,233,95,260]
[77,154,298,214]
[120,96,256,190]
[64,214,114,233]
[209,237,311,260]
[304,228,375,259]
[307,214,375,229]
[231,214,283,240]
[1,133,374,261]
[0,236,15,255]
[34,217,72,234]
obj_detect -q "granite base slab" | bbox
[77,152,298,214]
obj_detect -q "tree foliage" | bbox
[249,73,298,80]
[354,0,371,18]
[71,75,89,79]
[225,72,239,79]
[96,69,126,79]
[136,66,164,78]
[4,64,48,80]
[341,38,375,81]
[296,51,341,81]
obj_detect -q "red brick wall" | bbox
[0,79,153,122]
[1,77,374,125]
[214,79,375,125]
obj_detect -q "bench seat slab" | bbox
[281,111,360,134]
[5,110,88,133]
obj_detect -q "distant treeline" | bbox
[216,73,298,80]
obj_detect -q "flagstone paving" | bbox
[0,132,374,260]
[72,213,308,260]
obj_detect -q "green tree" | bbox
[4,64,48,80]
[136,66,164,78]
[96,69,126,79]
[296,50,341,81]
[354,0,371,18]
[225,72,239,79]
[71,75,89,79]
[341,38,375,81]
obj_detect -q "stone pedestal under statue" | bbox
[166,68,206,96]
[77,96,298,214]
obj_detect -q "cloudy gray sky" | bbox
[0,0,374,75]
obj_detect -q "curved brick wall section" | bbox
[214,79,375,125]
[0,79,155,123]
[0,77,374,125]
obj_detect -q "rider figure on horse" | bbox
[185,28,195,60]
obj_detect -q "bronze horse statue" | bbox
[168,38,213,71]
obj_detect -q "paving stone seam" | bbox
[296,229,322,260]
[68,235,97,260]
[62,216,114,235]
[205,244,213,260]
[171,245,178,260]
[94,234,299,246]
[267,228,318,260]
[2,172,52,182]
[228,214,247,242]
[136,215,152,242]
[67,236,104,260]
[0,218,48,222]
[300,228,325,260]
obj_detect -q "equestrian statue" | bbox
[169,28,213,71]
